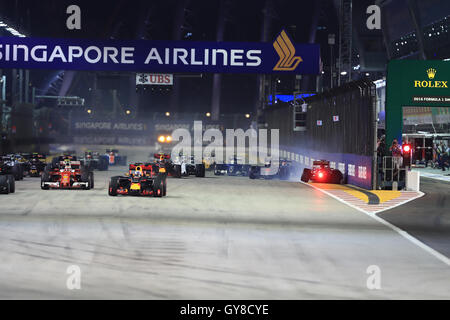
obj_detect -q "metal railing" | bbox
[379,156,407,190]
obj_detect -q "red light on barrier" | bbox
[318,171,324,179]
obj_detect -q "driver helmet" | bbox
[64,159,71,169]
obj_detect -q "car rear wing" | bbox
[59,160,81,167]
[154,153,171,160]
[312,160,330,166]
[130,163,153,171]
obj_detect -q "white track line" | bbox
[300,182,450,267]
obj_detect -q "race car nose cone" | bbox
[130,183,141,190]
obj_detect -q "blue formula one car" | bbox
[214,157,251,176]
[249,158,295,180]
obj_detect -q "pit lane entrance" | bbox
[385,60,450,149]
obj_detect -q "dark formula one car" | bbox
[106,149,127,166]
[0,155,24,180]
[214,157,251,176]
[108,163,167,197]
[41,156,94,190]
[15,153,32,176]
[249,158,294,180]
[80,151,109,171]
[153,153,205,178]
[153,153,181,178]
[28,153,47,177]
[300,160,345,184]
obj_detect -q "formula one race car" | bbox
[249,158,295,180]
[106,149,127,166]
[28,153,47,177]
[80,151,109,171]
[0,170,15,194]
[153,153,205,178]
[108,163,167,197]
[300,160,344,184]
[14,153,32,176]
[214,157,251,176]
[41,156,94,190]
[0,155,24,180]
[174,154,205,178]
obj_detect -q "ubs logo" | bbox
[273,30,303,71]
[414,68,448,88]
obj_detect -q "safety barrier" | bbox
[265,80,377,190]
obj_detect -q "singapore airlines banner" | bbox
[0,30,320,74]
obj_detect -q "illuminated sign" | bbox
[412,96,450,103]
[413,68,448,88]
[272,31,303,71]
[136,73,173,85]
[0,30,320,74]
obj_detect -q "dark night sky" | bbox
[0,0,339,115]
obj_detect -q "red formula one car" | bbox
[108,163,167,197]
[41,156,94,190]
[301,160,345,184]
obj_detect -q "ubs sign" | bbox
[136,73,173,85]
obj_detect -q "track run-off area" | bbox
[0,146,449,299]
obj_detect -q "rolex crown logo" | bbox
[427,68,436,80]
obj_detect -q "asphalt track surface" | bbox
[379,177,450,258]
[0,164,449,299]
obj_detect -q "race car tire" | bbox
[195,164,205,177]
[241,165,251,176]
[7,175,15,193]
[41,172,50,190]
[162,177,167,196]
[51,157,59,168]
[44,164,52,173]
[153,175,164,197]
[214,164,221,175]
[227,165,237,176]
[12,164,23,181]
[108,177,119,196]
[331,170,343,184]
[18,164,24,180]
[0,176,10,194]
[89,172,95,189]
[301,169,311,183]
[173,165,182,178]
[249,166,260,179]
[80,169,91,190]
